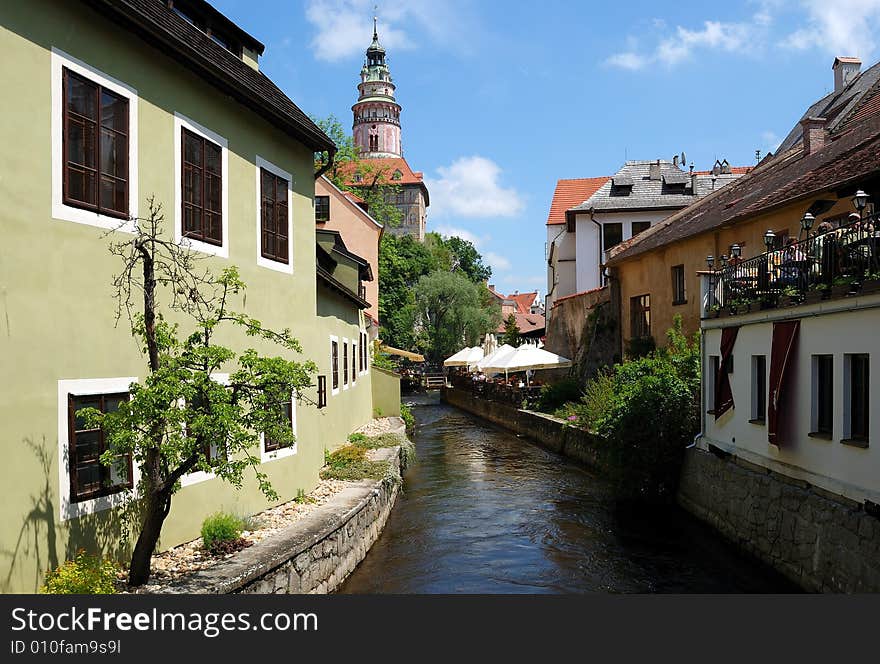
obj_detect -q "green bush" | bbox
[347,432,369,445]
[400,402,415,431]
[535,378,583,413]
[42,551,119,594]
[595,316,700,503]
[200,512,246,552]
[325,445,368,469]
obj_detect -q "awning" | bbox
[379,345,425,362]
[714,326,739,419]
[768,320,800,446]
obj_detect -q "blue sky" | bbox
[212,0,880,294]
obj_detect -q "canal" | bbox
[339,396,797,593]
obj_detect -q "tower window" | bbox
[369,135,379,152]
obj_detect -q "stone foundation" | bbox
[441,386,605,471]
[678,446,880,592]
[162,445,405,594]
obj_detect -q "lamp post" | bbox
[730,243,742,259]
[801,212,815,239]
[764,229,776,250]
[853,190,870,218]
[706,254,715,270]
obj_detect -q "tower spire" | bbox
[373,15,378,41]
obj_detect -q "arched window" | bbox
[369,134,378,152]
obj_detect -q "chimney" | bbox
[800,117,828,155]
[673,155,679,168]
[649,160,661,180]
[833,57,861,93]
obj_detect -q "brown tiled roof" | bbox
[608,113,880,265]
[497,312,545,335]
[546,178,610,225]
[338,157,425,185]
[510,291,537,314]
[82,0,334,152]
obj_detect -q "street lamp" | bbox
[764,229,776,250]
[730,243,742,259]
[853,190,870,216]
[706,254,715,270]
[801,212,815,236]
[721,254,729,268]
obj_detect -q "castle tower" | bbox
[352,18,402,158]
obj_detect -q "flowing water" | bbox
[339,396,797,593]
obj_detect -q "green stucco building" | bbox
[0,0,384,592]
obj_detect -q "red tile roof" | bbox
[511,291,537,314]
[497,312,545,335]
[337,157,425,186]
[546,177,610,225]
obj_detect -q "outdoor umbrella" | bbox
[443,347,484,367]
[478,344,519,378]
[491,345,572,385]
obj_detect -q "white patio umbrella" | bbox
[491,345,572,385]
[478,344,519,378]
[443,346,484,367]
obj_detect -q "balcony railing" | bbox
[704,213,880,317]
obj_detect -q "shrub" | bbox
[400,402,415,431]
[201,512,246,552]
[535,378,583,413]
[595,316,700,503]
[320,443,394,481]
[347,432,369,445]
[42,551,119,594]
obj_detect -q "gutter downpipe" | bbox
[588,207,603,287]
[687,326,707,450]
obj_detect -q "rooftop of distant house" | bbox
[497,312,545,336]
[488,286,538,314]
[546,177,610,225]
[570,159,751,214]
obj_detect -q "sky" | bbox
[211,0,880,295]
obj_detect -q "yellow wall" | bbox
[613,196,856,352]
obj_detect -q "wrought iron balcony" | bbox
[704,213,880,318]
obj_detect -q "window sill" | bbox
[672,300,688,306]
[808,431,833,440]
[841,437,869,449]
[748,418,765,426]
[706,409,716,415]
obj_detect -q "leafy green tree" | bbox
[411,270,501,362]
[82,199,316,586]
[502,313,521,347]
[311,114,402,228]
[442,235,492,283]
[378,233,439,349]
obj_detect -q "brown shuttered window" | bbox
[63,68,129,217]
[264,399,293,453]
[317,375,328,409]
[182,128,222,245]
[260,169,289,263]
[68,392,132,503]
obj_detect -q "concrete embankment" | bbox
[440,386,606,471]
[161,440,408,595]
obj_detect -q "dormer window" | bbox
[392,170,402,181]
[661,171,689,195]
[610,174,634,197]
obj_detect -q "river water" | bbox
[339,396,796,593]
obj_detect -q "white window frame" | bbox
[260,391,298,463]
[342,338,350,390]
[51,48,139,232]
[173,112,229,258]
[351,340,358,386]
[330,335,340,396]
[58,377,140,521]
[255,156,294,274]
[180,373,229,487]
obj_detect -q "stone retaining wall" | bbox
[163,445,405,594]
[678,446,880,592]
[441,386,605,471]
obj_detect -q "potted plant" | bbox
[832,275,858,298]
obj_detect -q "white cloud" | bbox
[433,225,488,248]
[484,252,512,273]
[607,19,755,70]
[605,52,651,71]
[781,0,880,59]
[424,156,525,219]
[304,0,471,62]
